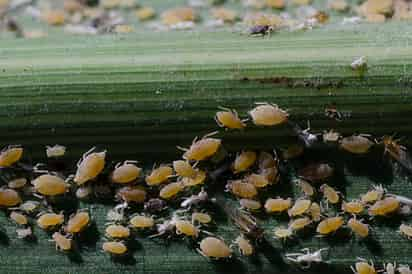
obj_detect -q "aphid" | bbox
[285,248,328,269]
[266,0,285,9]
[282,144,305,160]
[249,25,273,36]
[116,186,146,203]
[261,166,280,184]
[181,169,206,187]
[66,211,90,234]
[351,259,376,274]
[298,163,334,182]
[342,200,364,214]
[76,186,92,199]
[361,185,385,204]
[74,148,106,185]
[102,241,128,255]
[296,179,315,197]
[384,262,396,274]
[245,173,269,188]
[18,200,40,213]
[114,24,134,34]
[239,199,262,211]
[398,265,412,274]
[145,165,173,186]
[105,224,130,239]
[215,107,246,129]
[320,184,340,204]
[316,216,344,235]
[340,135,374,154]
[233,151,257,173]
[198,237,232,259]
[323,129,341,143]
[129,215,154,229]
[52,232,72,251]
[387,194,412,207]
[226,180,257,199]
[159,182,184,200]
[309,202,322,222]
[173,160,196,177]
[348,217,369,238]
[16,227,33,239]
[175,220,198,238]
[381,135,412,173]
[328,0,348,12]
[0,145,23,167]
[399,224,412,240]
[181,188,208,208]
[32,174,68,196]
[37,213,64,230]
[135,7,156,21]
[248,103,288,126]
[181,134,221,161]
[289,217,312,231]
[274,227,293,240]
[0,188,21,207]
[144,198,167,213]
[288,199,312,217]
[8,178,27,189]
[265,198,292,213]
[368,197,400,216]
[234,235,254,256]
[42,10,66,26]
[211,8,238,23]
[46,145,66,158]
[110,161,141,184]
[10,211,28,225]
[161,7,196,26]
[192,212,212,225]
[258,151,277,169]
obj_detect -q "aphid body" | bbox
[274,227,293,240]
[320,184,340,204]
[265,198,292,213]
[361,186,385,204]
[181,169,206,187]
[296,179,315,197]
[182,136,221,161]
[173,160,196,177]
[234,235,254,256]
[111,162,141,184]
[368,197,400,216]
[0,188,21,207]
[199,237,232,259]
[316,216,344,235]
[74,149,106,185]
[192,212,212,224]
[116,186,146,203]
[245,173,269,188]
[37,213,64,230]
[105,224,130,239]
[129,215,154,229]
[227,180,257,199]
[32,174,68,196]
[10,211,28,225]
[8,178,27,189]
[298,163,334,182]
[309,202,322,221]
[233,151,257,173]
[0,145,23,167]
[239,199,262,211]
[175,220,198,238]
[66,211,90,234]
[288,199,312,217]
[249,103,288,126]
[348,217,369,238]
[52,232,72,251]
[340,135,374,154]
[399,224,412,240]
[215,108,246,129]
[146,165,173,186]
[342,201,364,214]
[289,217,312,231]
[159,182,184,199]
[102,241,127,255]
[351,260,376,274]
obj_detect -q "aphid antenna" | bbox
[217,106,232,112]
[176,145,188,152]
[83,147,97,158]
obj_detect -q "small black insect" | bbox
[249,25,273,36]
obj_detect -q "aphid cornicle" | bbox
[316,216,344,235]
[146,165,173,186]
[348,217,369,238]
[105,224,130,239]
[289,217,312,231]
[399,224,412,240]
[102,241,128,255]
[198,237,232,259]
[342,200,364,214]
[234,235,254,256]
[320,184,340,204]
[173,160,196,178]
[248,103,288,126]
[239,199,262,211]
[265,198,292,213]
[0,145,23,167]
[37,213,64,230]
[129,215,155,229]
[10,211,28,225]
[32,174,68,196]
[66,211,90,234]
[116,186,146,203]
[181,134,222,161]
[74,148,106,185]
[52,232,72,251]
[226,180,258,199]
[233,151,257,173]
[0,188,21,207]
[159,182,184,199]
[215,107,246,129]
[288,199,312,217]
[368,197,400,216]
[110,161,141,184]
[340,135,374,154]
[351,259,376,274]
[298,163,334,182]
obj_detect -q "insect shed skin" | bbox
[52,232,72,251]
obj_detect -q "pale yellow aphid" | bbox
[175,220,198,238]
[296,179,315,197]
[316,216,344,235]
[42,10,66,26]
[8,178,27,189]
[0,145,23,167]
[173,160,196,178]
[233,151,257,174]
[102,241,127,255]
[181,169,206,187]
[116,186,146,203]
[135,7,156,21]
[129,215,154,229]
[46,145,66,158]
[245,173,269,188]
[52,232,72,251]
[161,7,196,26]
[159,182,184,199]
[264,198,292,213]
[227,180,258,199]
[37,213,64,230]
[146,165,173,186]
[288,199,312,217]
[258,151,277,169]
[110,162,141,184]
[361,186,385,204]
[399,224,412,240]
[199,237,232,259]
[342,201,364,214]
[351,259,376,274]
[32,174,68,196]
[328,0,348,12]
[192,212,212,224]
[114,25,134,34]
[309,202,322,222]
[240,199,262,211]
[74,148,106,185]
[358,0,393,17]
[261,166,280,184]
[320,184,340,204]
[19,200,40,213]
[266,0,285,9]
[182,135,221,161]
[289,217,312,231]
[348,217,369,238]
[340,135,374,154]
[211,8,238,23]
[368,197,400,216]
[106,224,130,239]
[0,188,21,207]
[10,211,28,225]
[234,235,254,256]
[66,211,90,234]
[274,227,293,240]
[249,103,288,126]
[215,107,246,129]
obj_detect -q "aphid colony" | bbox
[0,102,411,271]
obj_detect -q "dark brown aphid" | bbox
[144,198,167,213]
[298,163,334,182]
[116,186,146,203]
[249,25,272,36]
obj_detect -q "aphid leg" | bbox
[83,147,96,159]
[176,146,188,152]
[32,163,48,173]
[203,131,219,139]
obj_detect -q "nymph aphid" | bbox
[285,248,328,269]
[296,179,315,197]
[248,103,288,126]
[198,237,232,259]
[233,151,257,173]
[289,217,312,231]
[399,224,412,240]
[239,198,262,211]
[192,212,212,225]
[368,197,400,216]
[144,198,167,213]
[288,199,312,217]
[181,169,207,187]
[233,235,254,256]
[215,107,247,129]
[351,258,376,274]
[342,200,364,215]
[309,202,322,222]
[361,185,385,204]
[74,147,106,185]
[274,227,293,240]
[37,212,64,230]
[316,216,344,235]
[320,184,340,205]
[340,135,374,154]
[0,188,21,207]
[52,232,72,251]
[8,178,27,189]
[159,182,184,199]
[65,210,90,234]
[32,174,68,196]
[116,186,146,204]
[175,219,199,238]
[179,132,222,161]
[129,214,155,229]
[0,145,23,167]
[145,165,173,186]
[110,161,141,184]
[265,198,292,213]
[173,160,196,178]
[347,217,369,238]
[245,173,269,188]
[105,224,131,239]
[10,211,28,225]
[46,145,66,158]
[298,163,334,182]
[226,180,258,199]
[102,241,128,255]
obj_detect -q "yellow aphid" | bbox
[264,198,292,213]
[309,202,322,221]
[102,241,127,255]
[136,7,156,21]
[162,7,196,26]
[399,224,412,239]
[361,186,384,204]
[342,200,364,214]
[258,151,276,169]
[129,215,154,229]
[0,189,21,207]
[10,211,28,225]
[312,11,329,24]
[114,24,134,33]
[192,212,212,224]
[352,260,376,274]
[289,217,312,231]
[159,182,184,199]
[19,200,40,213]
[8,178,27,189]
[146,165,173,186]
[227,180,258,199]
[261,166,279,184]
[32,174,68,196]
[52,232,72,251]
[282,144,304,160]
[348,217,369,238]
[215,108,246,129]
[66,211,90,234]
[249,104,288,126]
[182,137,221,161]
[233,151,257,173]
[111,162,141,184]
[234,235,254,256]
[274,227,293,239]
[199,237,232,259]
[42,10,66,26]
[292,0,312,5]
[106,224,130,239]
[116,186,146,203]
[328,0,348,11]
[245,173,269,188]
[74,149,106,185]
[211,8,238,23]
[175,220,198,237]
[320,184,340,204]
[368,197,400,216]
[340,135,374,154]
[266,0,285,9]
[0,146,23,167]
[240,199,262,211]
[288,199,312,217]
[296,179,315,196]
[173,160,196,177]
[181,170,206,187]
[37,213,64,230]
[365,13,386,23]
[316,216,344,235]
[46,145,66,158]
